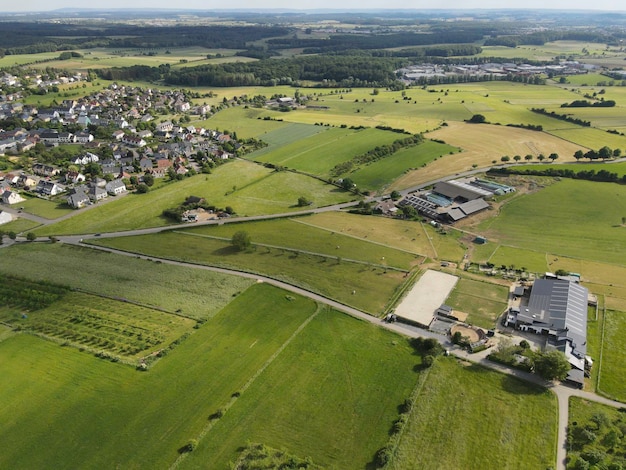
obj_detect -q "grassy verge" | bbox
[388,357,557,470]
[597,309,626,402]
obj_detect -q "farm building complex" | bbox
[398,177,514,223]
[505,279,589,387]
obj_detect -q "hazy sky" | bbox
[5,1,626,12]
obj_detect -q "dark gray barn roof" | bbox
[518,279,588,365]
[433,180,492,202]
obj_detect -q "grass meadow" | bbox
[180,216,422,269]
[18,195,74,219]
[472,179,626,266]
[90,231,409,315]
[181,306,421,469]
[0,243,253,320]
[0,217,41,234]
[33,160,353,236]
[388,357,557,470]
[0,283,422,469]
[597,309,626,402]
[444,278,509,328]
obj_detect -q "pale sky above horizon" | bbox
[5,1,626,13]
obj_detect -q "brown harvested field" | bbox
[389,122,586,190]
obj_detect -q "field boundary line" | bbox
[169,304,323,470]
[291,217,426,257]
[419,222,437,259]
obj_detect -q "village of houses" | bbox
[0,71,239,213]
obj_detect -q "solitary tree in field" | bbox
[26,232,37,242]
[548,153,559,162]
[231,231,251,251]
[574,150,584,161]
[525,154,533,161]
[537,154,545,162]
[513,155,521,162]
[500,156,510,163]
[297,196,312,207]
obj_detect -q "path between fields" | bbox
[56,239,625,470]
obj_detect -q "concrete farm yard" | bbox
[3,18,626,470]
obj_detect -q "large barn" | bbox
[505,278,589,387]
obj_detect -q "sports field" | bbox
[388,357,557,470]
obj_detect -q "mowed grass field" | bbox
[181,306,421,469]
[0,283,422,469]
[0,284,317,469]
[33,160,353,236]
[246,126,403,177]
[597,309,626,402]
[0,243,253,320]
[179,216,423,269]
[90,231,409,315]
[18,195,74,219]
[388,357,557,470]
[472,179,626,266]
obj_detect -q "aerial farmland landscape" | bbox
[0,5,625,470]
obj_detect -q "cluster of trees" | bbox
[162,197,233,223]
[484,30,617,48]
[531,108,591,127]
[574,146,621,161]
[561,99,616,108]
[330,134,423,177]
[506,123,543,131]
[488,339,571,380]
[162,55,408,88]
[490,166,626,184]
[568,410,626,470]
[0,23,290,55]
[266,31,485,54]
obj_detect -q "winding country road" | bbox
[2,166,624,470]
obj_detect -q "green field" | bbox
[196,106,290,139]
[388,357,557,470]
[0,283,421,469]
[349,139,458,192]
[487,245,549,273]
[0,284,317,469]
[0,289,195,360]
[514,162,626,178]
[0,243,253,320]
[473,179,626,266]
[0,217,41,234]
[180,216,421,269]
[568,398,626,470]
[18,195,74,219]
[597,309,626,402]
[444,278,509,328]
[182,305,420,469]
[247,126,403,178]
[33,160,353,236]
[90,231,408,315]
